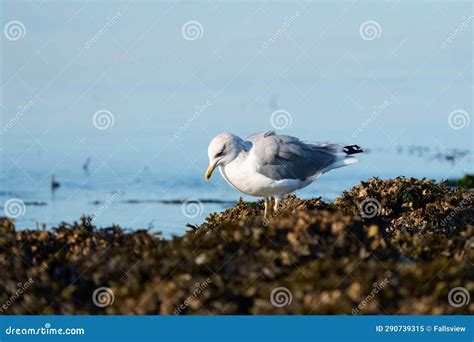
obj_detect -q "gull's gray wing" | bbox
[248,133,347,181]
[246,130,276,144]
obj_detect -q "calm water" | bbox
[1,1,472,236]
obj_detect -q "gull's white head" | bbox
[205,133,243,181]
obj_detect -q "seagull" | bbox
[205,131,363,218]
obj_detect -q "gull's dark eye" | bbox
[214,148,225,158]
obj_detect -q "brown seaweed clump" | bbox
[0,177,472,315]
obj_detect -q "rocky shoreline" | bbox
[0,177,473,315]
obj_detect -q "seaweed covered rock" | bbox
[447,174,474,190]
[0,178,472,315]
[335,177,473,237]
[335,177,448,218]
[199,195,327,231]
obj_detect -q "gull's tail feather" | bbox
[318,144,363,175]
[343,145,364,155]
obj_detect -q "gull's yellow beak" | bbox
[205,162,218,181]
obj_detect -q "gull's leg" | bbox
[274,197,280,213]
[269,197,275,216]
[263,197,269,218]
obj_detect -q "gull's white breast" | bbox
[219,151,313,197]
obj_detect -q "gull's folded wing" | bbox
[249,133,359,181]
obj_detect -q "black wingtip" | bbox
[343,145,364,155]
